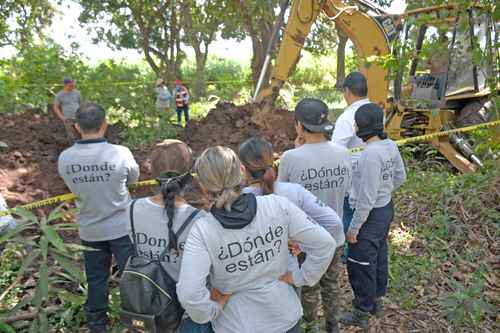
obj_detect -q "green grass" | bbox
[387,160,499,331]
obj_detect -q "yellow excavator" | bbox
[253,0,497,173]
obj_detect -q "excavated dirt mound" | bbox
[0,103,295,209]
[180,102,296,154]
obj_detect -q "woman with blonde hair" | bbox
[177,146,336,333]
[125,139,211,333]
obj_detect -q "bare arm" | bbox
[53,102,65,121]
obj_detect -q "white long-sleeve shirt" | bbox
[177,194,335,333]
[331,98,370,170]
[242,182,344,247]
[349,139,406,232]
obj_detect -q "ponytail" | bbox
[239,137,276,195]
[248,168,276,195]
[158,172,193,251]
[214,187,241,211]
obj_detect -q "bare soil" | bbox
[0,102,296,209]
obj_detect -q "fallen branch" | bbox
[0,276,22,303]
[1,306,58,324]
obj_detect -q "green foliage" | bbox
[183,56,251,102]
[0,205,89,331]
[284,52,343,107]
[0,0,54,47]
[390,158,499,330]
[443,277,492,328]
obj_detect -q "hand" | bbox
[210,288,231,308]
[279,272,295,286]
[288,240,302,256]
[346,229,358,244]
[294,134,305,148]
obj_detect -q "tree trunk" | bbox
[194,49,208,99]
[335,27,348,91]
[238,1,274,89]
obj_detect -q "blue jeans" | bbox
[342,196,355,262]
[176,318,213,333]
[81,235,134,331]
[176,105,190,127]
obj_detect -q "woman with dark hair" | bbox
[340,103,406,329]
[126,139,212,333]
[239,137,344,248]
[177,146,336,333]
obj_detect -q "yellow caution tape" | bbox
[1,119,499,217]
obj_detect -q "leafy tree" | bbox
[181,0,224,98]
[0,0,54,48]
[220,0,281,87]
[77,0,184,82]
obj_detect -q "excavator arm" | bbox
[255,0,393,110]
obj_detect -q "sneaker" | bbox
[339,308,370,330]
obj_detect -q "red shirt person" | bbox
[173,79,190,127]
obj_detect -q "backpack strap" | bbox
[129,199,139,256]
[158,209,200,260]
[175,209,200,238]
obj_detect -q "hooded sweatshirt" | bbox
[58,139,140,241]
[177,194,335,333]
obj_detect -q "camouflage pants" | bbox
[301,248,342,327]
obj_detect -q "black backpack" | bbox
[120,199,200,333]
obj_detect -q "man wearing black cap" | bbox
[340,103,406,329]
[279,98,351,333]
[53,76,82,143]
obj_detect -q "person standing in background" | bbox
[155,78,172,113]
[155,78,173,136]
[58,102,139,333]
[174,79,190,128]
[53,77,82,143]
[331,72,370,255]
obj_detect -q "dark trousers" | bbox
[81,235,134,330]
[347,201,394,314]
[342,196,355,260]
[176,105,190,126]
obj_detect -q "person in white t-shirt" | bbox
[331,72,370,256]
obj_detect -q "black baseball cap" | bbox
[294,98,333,133]
[354,103,384,139]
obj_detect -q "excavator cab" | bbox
[387,6,497,171]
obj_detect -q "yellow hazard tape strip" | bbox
[1,119,499,218]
